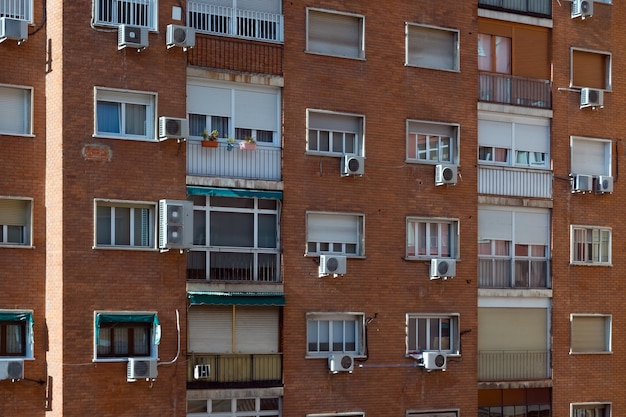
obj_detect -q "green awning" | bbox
[0,311,33,323]
[95,312,160,345]
[188,291,285,306]
[187,186,283,200]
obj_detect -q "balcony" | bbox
[478,165,552,198]
[479,350,550,381]
[187,353,282,389]
[1,0,32,21]
[187,141,281,181]
[479,72,551,110]
[478,258,549,289]
[478,0,551,18]
[187,249,281,283]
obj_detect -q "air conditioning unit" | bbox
[595,175,613,193]
[422,351,447,371]
[193,364,210,380]
[572,174,593,193]
[580,88,603,109]
[0,17,28,44]
[318,254,347,277]
[158,117,189,141]
[328,354,354,373]
[572,0,593,19]
[341,155,365,177]
[430,258,456,280]
[159,199,193,249]
[166,24,195,49]
[118,25,149,50]
[127,358,157,381]
[435,164,457,185]
[0,359,24,381]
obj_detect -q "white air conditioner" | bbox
[580,88,603,108]
[572,0,593,19]
[572,174,593,193]
[422,351,447,371]
[341,155,365,177]
[118,25,149,50]
[159,116,189,141]
[430,258,456,280]
[0,17,28,44]
[595,175,613,193]
[127,358,157,381]
[0,359,24,381]
[166,24,195,49]
[318,254,347,277]
[328,354,354,373]
[435,164,457,185]
[193,364,210,380]
[159,199,193,249]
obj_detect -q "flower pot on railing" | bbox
[201,129,220,148]
[202,140,219,148]
[239,137,257,150]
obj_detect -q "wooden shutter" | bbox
[572,50,608,89]
[513,27,550,79]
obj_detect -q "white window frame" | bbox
[0,197,33,247]
[0,310,34,359]
[407,410,460,417]
[306,312,365,358]
[570,314,612,354]
[405,23,460,72]
[94,87,157,141]
[571,403,611,417]
[93,199,156,250]
[307,414,365,417]
[0,0,32,22]
[306,8,365,59]
[93,310,160,362]
[570,136,612,177]
[306,211,365,257]
[188,397,283,416]
[406,313,460,356]
[92,0,158,30]
[306,109,365,157]
[406,217,459,259]
[0,84,33,136]
[406,120,459,165]
[570,47,612,91]
[570,225,611,265]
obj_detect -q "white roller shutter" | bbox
[515,210,550,245]
[188,306,233,353]
[478,119,513,148]
[187,85,232,117]
[234,90,278,131]
[235,306,279,353]
[307,213,359,245]
[478,208,512,241]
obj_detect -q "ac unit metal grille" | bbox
[173,27,187,43]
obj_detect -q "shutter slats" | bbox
[0,199,28,225]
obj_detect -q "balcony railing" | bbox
[478,165,552,198]
[478,258,550,289]
[479,72,551,109]
[187,141,281,181]
[478,0,551,18]
[188,1,284,42]
[187,250,281,282]
[187,353,282,388]
[93,0,157,30]
[479,350,550,381]
[0,0,32,21]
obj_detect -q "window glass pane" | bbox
[307,320,318,351]
[133,326,149,355]
[258,199,277,210]
[193,210,206,245]
[97,101,121,133]
[345,320,356,351]
[332,320,344,351]
[114,207,131,245]
[96,205,112,245]
[260,398,279,410]
[212,116,229,137]
[97,327,111,355]
[125,103,146,136]
[318,321,329,351]
[133,207,150,246]
[210,212,254,247]
[417,318,427,350]
[257,130,273,143]
[237,398,255,412]
[258,214,277,248]
[113,327,129,354]
[408,25,458,70]
[212,399,232,412]
[7,226,24,243]
[6,324,23,354]
[189,114,206,137]
[211,197,254,209]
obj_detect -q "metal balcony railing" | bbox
[478,0,551,18]
[93,0,157,29]
[478,258,550,289]
[478,165,552,198]
[0,0,32,21]
[187,353,282,388]
[479,350,550,381]
[187,250,281,283]
[479,72,551,109]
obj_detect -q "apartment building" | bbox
[0,0,624,416]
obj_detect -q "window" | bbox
[478,34,511,74]
[306,212,364,256]
[478,207,550,288]
[187,195,280,282]
[306,313,364,357]
[187,81,280,146]
[0,84,32,136]
[406,314,459,355]
[571,226,611,265]
[406,23,459,71]
[94,312,160,359]
[478,113,550,169]
[406,218,458,259]
[0,198,32,246]
[571,315,611,353]
[0,0,32,21]
[409,410,460,417]
[571,48,611,90]
[94,87,156,141]
[478,388,551,417]
[406,121,459,164]
[307,110,364,156]
[188,397,282,416]
[93,0,157,30]
[307,414,364,417]
[571,137,612,177]
[0,311,33,358]
[571,403,611,417]
[306,8,365,59]
[94,200,156,249]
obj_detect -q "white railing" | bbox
[93,0,157,30]
[0,0,32,21]
[187,1,284,42]
[187,141,281,181]
[478,165,552,198]
[479,350,550,381]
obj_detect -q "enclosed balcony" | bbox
[479,72,551,110]
[478,0,551,18]
[187,249,281,283]
[479,350,550,381]
[187,353,282,389]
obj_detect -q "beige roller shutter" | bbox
[188,305,233,353]
[478,307,547,350]
[235,306,279,353]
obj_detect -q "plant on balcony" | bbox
[201,129,219,148]
[239,136,257,151]
[226,136,236,151]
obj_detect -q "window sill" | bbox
[305,150,361,158]
[305,354,365,360]
[0,132,35,138]
[569,262,612,267]
[569,351,612,355]
[92,356,159,363]
[304,253,365,259]
[405,160,457,166]
[404,63,460,73]
[0,243,33,249]
[93,245,157,251]
[404,256,457,261]
[92,22,158,32]
[305,50,366,61]
[92,134,157,142]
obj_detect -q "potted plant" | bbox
[239,136,257,151]
[226,137,236,151]
[201,129,219,148]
